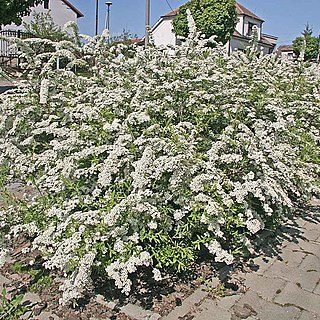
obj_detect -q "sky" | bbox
[74,0,320,46]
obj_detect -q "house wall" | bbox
[230,37,273,55]
[2,0,78,31]
[260,45,273,55]
[280,51,296,60]
[243,16,262,39]
[235,16,244,35]
[230,37,248,52]
[152,17,176,46]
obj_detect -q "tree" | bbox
[110,28,138,44]
[302,22,313,37]
[0,0,43,27]
[23,11,70,41]
[172,0,238,44]
[293,24,320,61]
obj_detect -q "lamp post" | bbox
[145,0,150,47]
[105,1,112,39]
[95,0,99,35]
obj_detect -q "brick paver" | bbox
[238,272,287,302]
[193,299,231,320]
[274,282,320,314]
[163,203,320,320]
[299,254,320,273]
[314,281,320,295]
[263,259,319,292]
[299,310,320,320]
[233,291,301,320]
[277,248,306,267]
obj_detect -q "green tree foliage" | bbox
[293,24,320,61]
[172,0,238,44]
[302,22,313,37]
[0,0,43,27]
[110,28,138,44]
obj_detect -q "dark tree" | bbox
[0,0,43,27]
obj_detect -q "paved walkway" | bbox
[0,79,16,93]
[162,200,320,320]
[0,199,319,320]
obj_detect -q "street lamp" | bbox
[105,1,112,34]
[95,0,99,36]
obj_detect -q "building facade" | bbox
[151,2,277,54]
[276,45,297,60]
[1,0,84,31]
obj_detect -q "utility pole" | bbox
[145,0,150,47]
[95,0,99,35]
[317,34,320,63]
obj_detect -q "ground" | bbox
[0,185,320,320]
[162,199,320,320]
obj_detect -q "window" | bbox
[247,22,257,37]
[44,0,49,9]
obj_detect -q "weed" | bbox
[0,288,28,320]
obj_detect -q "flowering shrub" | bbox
[0,19,319,305]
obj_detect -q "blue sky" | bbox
[74,0,320,46]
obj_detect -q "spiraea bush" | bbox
[0,17,319,305]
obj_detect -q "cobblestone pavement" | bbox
[1,196,319,320]
[162,199,320,320]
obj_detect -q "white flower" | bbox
[0,249,8,268]
[247,172,255,180]
[152,268,162,281]
[173,210,185,221]
[39,79,50,104]
[246,219,264,234]
[148,221,157,230]
[1,24,319,303]
[207,240,234,265]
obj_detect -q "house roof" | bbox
[235,3,264,22]
[277,45,294,52]
[61,0,84,18]
[162,2,264,22]
[163,9,179,17]
[232,31,276,47]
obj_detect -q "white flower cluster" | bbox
[39,79,50,104]
[0,26,319,305]
[0,248,8,268]
[207,240,234,265]
[105,251,151,294]
[59,251,96,305]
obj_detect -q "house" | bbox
[1,0,84,31]
[151,2,277,54]
[0,0,83,61]
[276,45,297,60]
